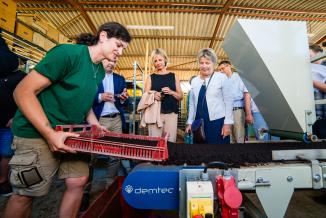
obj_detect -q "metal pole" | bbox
[144,41,149,79]
[268,129,317,142]
[133,61,137,134]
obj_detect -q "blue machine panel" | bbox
[122,166,181,210]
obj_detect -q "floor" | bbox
[0,157,111,218]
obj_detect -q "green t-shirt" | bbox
[12,44,105,138]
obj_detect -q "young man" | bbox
[218,61,253,143]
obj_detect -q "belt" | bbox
[233,107,244,111]
[102,113,120,118]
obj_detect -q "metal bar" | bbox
[317,35,326,44]
[135,62,144,75]
[315,99,326,105]
[133,61,137,134]
[311,51,326,63]
[272,149,326,161]
[209,0,235,48]
[268,129,307,142]
[64,0,97,34]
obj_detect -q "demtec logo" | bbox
[125,185,133,194]
[124,185,174,195]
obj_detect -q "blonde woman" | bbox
[144,48,183,142]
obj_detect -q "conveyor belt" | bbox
[164,141,326,165]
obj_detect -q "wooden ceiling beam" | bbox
[64,0,97,33]
[14,0,66,3]
[127,35,223,41]
[67,34,223,41]
[57,14,82,30]
[230,6,326,16]
[16,1,326,16]
[16,5,326,19]
[80,1,223,8]
[168,60,197,69]
[17,7,73,11]
[316,35,326,44]
[83,1,326,15]
[209,0,235,48]
[227,11,326,22]
[86,7,221,13]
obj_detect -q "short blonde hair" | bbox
[197,48,218,65]
[150,48,169,67]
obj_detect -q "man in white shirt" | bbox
[310,44,326,120]
[309,44,326,139]
[80,60,130,211]
[218,61,253,143]
[94,60,129,132]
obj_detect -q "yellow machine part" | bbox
[189,198,214,218]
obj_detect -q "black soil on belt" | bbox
[97,136,158,147]
[164,141,326,165]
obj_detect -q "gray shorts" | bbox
[9,136,90,197]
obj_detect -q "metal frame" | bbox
[132,61,145,134]
[179,160,326,218]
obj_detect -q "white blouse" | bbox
[187,72,234,125]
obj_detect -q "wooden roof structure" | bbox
[14,0,326,80]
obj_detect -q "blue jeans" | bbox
[0,128,14,157]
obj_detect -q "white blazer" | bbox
[187,72,234,125]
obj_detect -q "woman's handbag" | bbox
[191,118,205,143]
[191,73,214,144]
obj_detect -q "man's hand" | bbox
[245,113,254,124]
[101,92,115,102]
[118,88,129,101]
[221,124,231,138]
[46,131,79,153]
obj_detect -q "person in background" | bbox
[310,44,326,119]
[309,44,326,138]
[3,22,131,218]
[249,99,280,141]
[186,75,196,113]
[218,60,253,143]
[93,59,131,175]
[144,48,183,142]
[0,33,26,196]
[93,59,129,134]
[79,59,130,211]
[185,48,233,144]
[250,99,269,140]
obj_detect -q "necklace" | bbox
[92,63,100,79]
